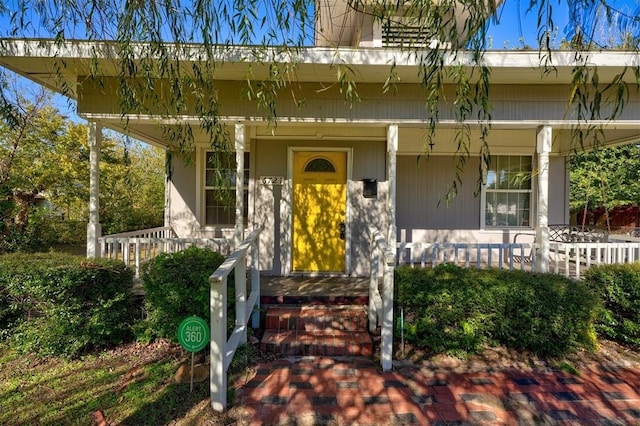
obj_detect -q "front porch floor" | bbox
[260,276,369,305]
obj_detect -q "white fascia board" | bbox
[81,113,640,129]
[2,38,639,72]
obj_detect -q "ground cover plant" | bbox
[584,263,640,346]
[0,252,135,357]
[395,264,599,357]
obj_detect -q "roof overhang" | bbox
[1,39,639,151]
[2,39,639,96]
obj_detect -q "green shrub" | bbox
[0,253,135,356]
[494,270,598,355]
[0,279,24,341]
[584,263,640,346]
[136,247,226,343]
[395,265,598,357]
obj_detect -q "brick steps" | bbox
[260,306,373,357]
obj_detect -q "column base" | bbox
[86,222,102,258]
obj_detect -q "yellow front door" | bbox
[292,151,347,272]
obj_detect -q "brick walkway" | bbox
[233,357,640,425]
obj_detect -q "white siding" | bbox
[396,155,481,231]
[166,126,570,273]
[549,156,570,225]
[79,80,640,129]
[168,154,200,237]
[396,153,569,244]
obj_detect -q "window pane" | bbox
[488,155,533,190]
[206,189,234,207]
[304,157,336,172]
[496,192,509,226]
[485,192,497,227]
[506,193,518,226]
[519,156,532,189]
[207,151,235,169]
[485,155,532,228]
[485,191,531,228]
[498,170,509,189]
[205,151,250,226]
[517,193,530,226]
[205,170,217,186]
[486,170,496,189]
[206,189,235,225]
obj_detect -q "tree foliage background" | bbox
[569,143,640,225]
[1,1,639,177]
[1,0,640,229]
[0,78,165,253]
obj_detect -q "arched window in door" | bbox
[304,157,336,173]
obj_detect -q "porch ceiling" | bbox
[98,119,640,155]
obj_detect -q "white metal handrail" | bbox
[369,227,395,372]
[397,239,640,280]
[208,227,262,413]
[100,226,176,239]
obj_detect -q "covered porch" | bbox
[99,221,640,282]
[3,40,640,411]
[2,40,639,278]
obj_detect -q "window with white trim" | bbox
[484,155,532,228]
[204,151,249,226]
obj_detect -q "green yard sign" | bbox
[177,316,210,352]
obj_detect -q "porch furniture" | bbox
[512,232,536,263]
[549,224,608,243]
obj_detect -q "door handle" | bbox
[339,221,346,240]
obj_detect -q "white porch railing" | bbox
[369,227,395,372]
[550,241,640,280]
[208,227,261,413]
[396,240,640,280]
[397,242,537,271]
[99,227,232,279]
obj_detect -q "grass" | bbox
[0,340,237,425]
[554,361,581,376]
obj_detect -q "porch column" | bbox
[535,125,552,273]
[234,123,245,247]
[86,122,102,258]
[387,124,398,246]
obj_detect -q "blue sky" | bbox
[486,0,569,48]
[486,0,640,49]
[2,1,637,48]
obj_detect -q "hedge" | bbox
[135,246,227,343]
[395,264,599,357]
[584,263,640,346]
[0,253,135,357]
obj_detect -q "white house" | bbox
[1,2,639,279]
[5,1,640,407]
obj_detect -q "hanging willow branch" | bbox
[1,0,640,196]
